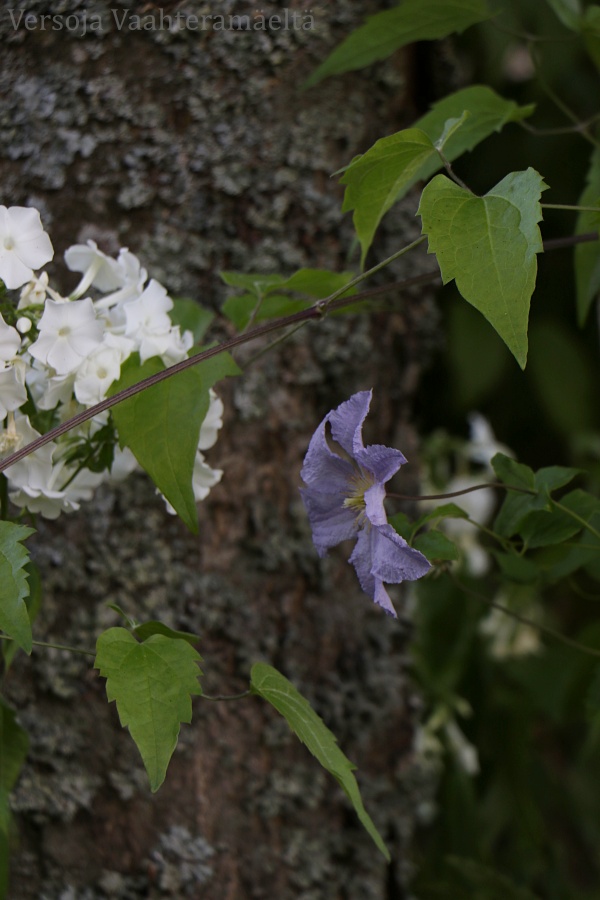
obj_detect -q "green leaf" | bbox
[534,465,581,496]
[418,169,547,368]
[0,698,28,836]
[443,855,542,900]
[582,6,600,69]
[418,86,534,158]
[340,86,534,263]
[169,298,214,344]
[493,550,539,583]
[133,620,200,647]
[341,129,438,266]
[529,322,596,435]
[519,507,583,549]
[575,148,600,325]
[491,453,535,490]
[0,523,34,655]
[250,663,390,860]
[220,271,286,293]
[415,503,470,528]
[545,0,582,29]
[2,560,41,670]
[388,511,413,540]
[222,293,309,331]
[221,268,356,329]
[303,0,490,88]
[413,530,459,561]
[109,352,239,532]
[95,627,202,791]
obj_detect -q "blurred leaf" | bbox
[529,320,596,434]
[304,0,490,87]
[220,272,286,293]
[221,269,356,329]
[414,530,460,561]
[545,0,582,29]
[582,5,600,69]
[446,296,511,408]
[492,454,535,490]
[494,550,539,583]
[575,147,600,325]
[534,465,582,495]
[95,628,202,791]
[169,298,214,344]
[250,663,390,860]
[389,511,413,539]
[419,170,547,368]
[415,503,470,527]
[0,698,28,835]
[519,507,583,548]
[442,855,541,899]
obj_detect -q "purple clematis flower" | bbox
[300,391,431,617]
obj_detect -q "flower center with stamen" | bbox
[343,470,375,516]
[3,237,14,251]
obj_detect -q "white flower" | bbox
[18,271,49,309]
[3,414,55,490]
[445,720,480,776]
[94,248,148,310]
[9,460,103,518]
[123,279,175,363]
[28,298,103,375]
[0,206,53,290]
[198,390,224,450]
[26,362,75,411]
[74,344,123,405]
[0,367,27,420]
[442,474,497,575]
[466,412,512,466]
[479,596,541,658]
[108,446,139,482]
[65,240,123,298]
[0,313,21,363]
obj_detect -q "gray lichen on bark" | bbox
[0,2,441,896]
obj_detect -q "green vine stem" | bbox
[451,574,600,661]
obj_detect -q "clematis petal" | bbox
[299,486,357,556]
[348,528,397,614]
[370,523,431,583]
[364,482,387,527]
[355,443,407,484]
[327,390,372,457]
[301,418,355,492]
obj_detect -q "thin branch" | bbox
[0,270,440,473]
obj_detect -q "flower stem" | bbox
[200,690,251,702]
[388,481,536,502]
[0,634,95,657]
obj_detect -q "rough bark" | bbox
[0,3,440,897]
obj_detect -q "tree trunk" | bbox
[0,3,440,896]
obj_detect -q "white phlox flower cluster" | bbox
[0,206,223,519]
